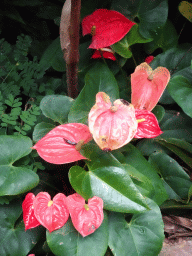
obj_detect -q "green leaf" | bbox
[40,95,74,124]
[112,0,168,39]
[108,199,164,256]
[40,37,66,71]
[0,135,39,196]
[0,199,44,256]
[68,62,119,123]
[33,122,55,142]
[144,19,178,53]
[111,24,152,58]
[179,1,192,22]
[149,152,192,200]
[152,105,165,122]
[69,144,149,213]
[47,212,108,256]
[168,76,192,118]
[156,138,192,169]
[120,144,168,205]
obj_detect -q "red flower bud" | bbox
[33,192,69,233]
[145,55,154,64]
[33,123,92,164]
[82,9,136,49]
[135,109,163,138]
[67,193,104,237]
[92,47,116,61]
[131,62,170,111]
[22,193,40,231]
[88,92,138,151]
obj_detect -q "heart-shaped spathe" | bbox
[33,192,69,233]
[67,193,104,237]
[22,193,41,231]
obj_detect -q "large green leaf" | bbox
[112,0,168,39]
[0,199,44,256]
[40,37,65,71]
[144,19,178,53]
[40,95,74,124]
[69,144,149,213]
[68,62,119,123]
[0,135,39,196]
[168,76,192,118]
[149,152,192,200]
[108,199,164,256]
[120,144,168,205]
[47,212,108,256]
[111,24,152,58]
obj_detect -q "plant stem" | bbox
[66,0,81,98]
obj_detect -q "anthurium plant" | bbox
[1,0,192,256]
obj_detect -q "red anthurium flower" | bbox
[82,9,136,49]
[145,55,154,64]
[33,192,69,233]
[92,47,116,61]
[67,193,104,237]
[33,123,92,164]
[131,62,170,111]
[134,109,163,138]
[22,193,41,231]
[88,92,138,151]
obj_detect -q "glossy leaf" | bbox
[108,199,164,256]
[111,24,152,58]
[89,92,138,150]
[148,152,192,200]
[0,199,44,256]
[46,212,108,256]
[152,105,165,122]
[68,62,119,123]
[111,0,168,39]
[121,144,168,205]
[82,9,135,49]
[69,144,149,213]
[33,122,55,142]
[67,193,104,237]
[22,193,40,230]
[34,192,69,233]
[0,135,39,196]
[168,76,192,118]
[32,123,92,164]
[40,95,74,124]
[135,109,163,138]
[131,62,170,111]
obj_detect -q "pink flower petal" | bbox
[131,62,170,111]
[22,193,41,231]
[67,193,104,237]
[134,109,163,138]
[82,9,136,49]
[33,192,69,233]
[33,123,92,164]
[88,92,138,151]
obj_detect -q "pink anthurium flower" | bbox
[145,55,154,64]
[131,62,170,111]
[67,193,104,237]
[22,193,41,231]
[88,92,138,151]
[33,192,69,233]
[134,109,163,138]
[82,9,136,49]
[32,123,92,164]
[92,47,116,61]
